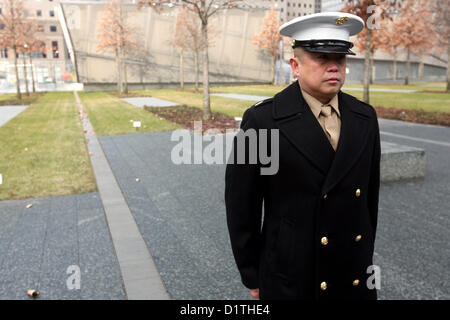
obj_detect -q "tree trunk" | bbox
[115,48,122,94]
[369,55,374,84]
[447,43,450,92]
[363,28,371,104]
[22,53,30,96]
[271,55,275,85]
[405,47,410,85]
[29,54,36,93]
[194,50,199,92]
[121,47,128,94]
[13,45,22,101]
[201,21,211,120]
[179,48,184,89]
[418,50,424,80]
[393,53,397,81]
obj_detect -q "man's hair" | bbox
[293,47,304,62]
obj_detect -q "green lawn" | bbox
[341,89,450,113]
[132,82,450,117]
[79,92,181,136]
[0,92,96,200]
[0,92,44,106]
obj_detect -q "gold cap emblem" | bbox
[335,17,349,25]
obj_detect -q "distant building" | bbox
[59,1,276,90]
[249,0,319,23]
[0,0,79,91]
[321,0,345,12]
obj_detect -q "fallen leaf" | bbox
[27,289,40,298]
[136,178,140,182]
[26,204,32,209]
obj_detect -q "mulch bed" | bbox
[144,105,239,133]
[374,106,450,127]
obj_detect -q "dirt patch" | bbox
[375,106,450,127]
[144,105,239,133]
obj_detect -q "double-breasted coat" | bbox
[225,81,381,300]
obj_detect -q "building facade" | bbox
[0,0,76,92]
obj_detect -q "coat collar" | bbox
[273,81,373,193]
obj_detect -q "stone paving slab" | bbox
[0,193,126,300]
[99,117,449,300]
[0,106,28,127]
[211,93,271,101]
[121,97,180,108]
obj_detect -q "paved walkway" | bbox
[0,106,28,127]
[121,97,180,108]
[74,92,169,300]
[0,193,125,300]
[98,118,449,300]
[211,93,271,101]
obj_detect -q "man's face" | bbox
[290,49,346,103]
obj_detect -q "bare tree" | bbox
[395,0,433,85]
[97,0,138,94]
[0,0,27,100]
[431,0,450,91]
[253,7,282,85]
[168,8,191,89]
[138,0,242,120]
[342,0,389,103]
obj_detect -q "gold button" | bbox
[320,282,327,291]
[321,237,328,246]
[323,194,328,199]
[355,188,361,197]
[355,234,362,242]
[353,279,360,286]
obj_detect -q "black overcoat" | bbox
[225,81,381,300]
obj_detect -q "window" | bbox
[49,10,54,17]
[0,24,4,30]
[50,25,57,32]
[1,48,7,58]
[52,41,59,58]
[37,10,42,17]
[37,25,44,32]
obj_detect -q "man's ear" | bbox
[290,57,300,78]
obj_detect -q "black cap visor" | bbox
[292,39,356,55]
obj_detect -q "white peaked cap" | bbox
[279,12,365,42]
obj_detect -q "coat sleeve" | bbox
[225,107,264,290]
[368,113,381,241]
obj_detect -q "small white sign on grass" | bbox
[133,121,142,128]
[0,173,2,185]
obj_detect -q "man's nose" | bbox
[326,61,339,72]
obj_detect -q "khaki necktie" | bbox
[320,105,339,151]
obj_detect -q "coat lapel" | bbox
[273,81,335,175]
[321,91,372,194]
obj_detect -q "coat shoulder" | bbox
[340,91,378,119]
[242,98,274,126]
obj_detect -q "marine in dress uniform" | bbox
[225,12,381,300]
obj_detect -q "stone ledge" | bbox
[381,141,426,182]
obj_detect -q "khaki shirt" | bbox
[301,88,341,151]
